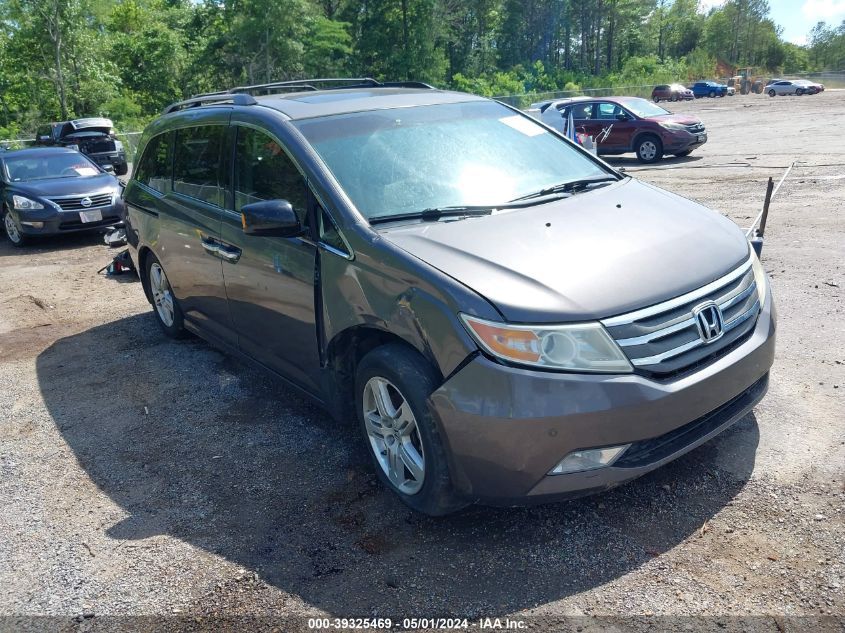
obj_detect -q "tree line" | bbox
[0,0,837,137]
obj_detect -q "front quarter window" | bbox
[294,100,612,222]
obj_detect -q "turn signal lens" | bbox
[461,318,540,362]
[460,315,633,373]
[751,250,768,307]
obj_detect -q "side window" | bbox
[319,207,348,255]
[571,103,594,119]
[172,125,227,207]
[234,126,307,220]
[596,103,621,120]
[133,132,172,194]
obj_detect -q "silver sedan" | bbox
[766,80,804,96]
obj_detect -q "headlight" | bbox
[660,121,687,131]
[751,251,768,307]
[12,195,44,210]
[460,314,633,373]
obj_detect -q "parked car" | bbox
[651,83,694,102]
[529,96,707,163]
[1,147,124,246]
[690,81,728,98]
[34,118,128,176]
[764,79,808,97]
[124,79,774,515]
[793,79,824,95]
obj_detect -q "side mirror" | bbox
[241,199,302,237]
[102,164,115,174]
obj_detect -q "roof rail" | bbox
[165,78,437,114]
[163,93,257,115]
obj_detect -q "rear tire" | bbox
[709,90,716,98]
[144,253,186,338]
[796,88,804,96]
[2,208,29,247]
[635,135,663,164]
[355,343,466,516]
[115,162,128,176]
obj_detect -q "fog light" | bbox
[21,221,44,228]
[548,445,630,475]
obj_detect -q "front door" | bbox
[220,123,322,392]
[592,102,637,152]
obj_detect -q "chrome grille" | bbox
[685,123,705,134]
[601,256,760,376]
[50,192,113,210]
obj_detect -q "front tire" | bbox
[3,208,29,247]
[635,135,663,164]
[769,89,776,97]
[145,254,186,338]
[356,344,466,516]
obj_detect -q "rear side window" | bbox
[134,132,172,194]
[234,126,307,221]
[172,125,227,207]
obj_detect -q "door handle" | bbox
[200,236,220,255]
[217,244,242,263]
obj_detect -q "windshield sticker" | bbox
[74,167,98,177]
[499,115,544,137]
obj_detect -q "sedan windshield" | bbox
[4,153,100,182]
[622,98,671,118]
[294,101,613,221]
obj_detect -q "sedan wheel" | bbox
[362,376,425,495]
[769,89,776,97]
[3,211,26,247]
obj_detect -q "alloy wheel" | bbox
[149,262,175,327]
[639,140,658,162]
[4,213,21,244]
[362,376,425,495]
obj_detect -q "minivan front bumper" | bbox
[429,293,775,504]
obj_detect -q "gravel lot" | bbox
[0,92,843,630]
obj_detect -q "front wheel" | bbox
[635,135,663,164]
[145,254,186,338]
[356,344,466,516]
[769,89,776,97]
[3,209,29,247]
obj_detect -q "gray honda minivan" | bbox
[123,78,775,515]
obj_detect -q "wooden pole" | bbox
[759,176,774,238]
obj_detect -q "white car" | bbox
[727,86,736,96]
[765,80,804,97]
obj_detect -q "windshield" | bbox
[622,98,671,118]
[293,101,612,221]
[3,153,100,182]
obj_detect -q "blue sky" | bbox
[700,0,845,46]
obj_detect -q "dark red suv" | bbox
[530,96,707,163]
[652,83,695,102]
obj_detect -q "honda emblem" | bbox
[693,301,724,344]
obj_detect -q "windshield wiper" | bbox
[368,205,496,225]
[509,175,619,202]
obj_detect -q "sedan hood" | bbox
[381,178,749,322]
[12,174,118,198]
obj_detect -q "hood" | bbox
[381,179,749,323]
[11,174,118,198]
[646,113,701,125]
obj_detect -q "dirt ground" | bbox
[0,92,843,630]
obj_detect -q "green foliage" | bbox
[0,0,824,140]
